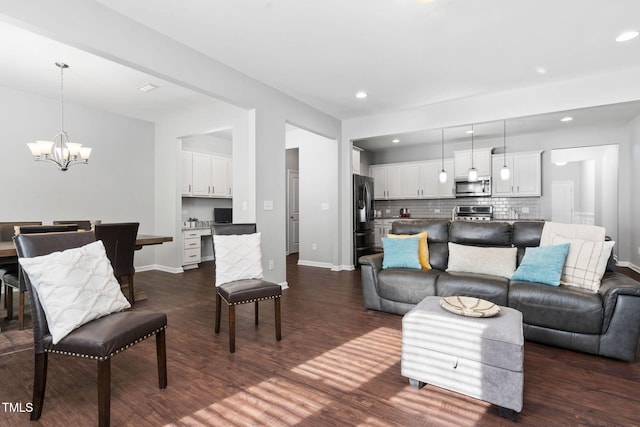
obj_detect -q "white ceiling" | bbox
[2,0,640,146]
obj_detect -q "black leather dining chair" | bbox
[211,223,282,353]
[1,222,45,329]
[13,231,167,427]
[94,223,140,304]
[53,220,93,231]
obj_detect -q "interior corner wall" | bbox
[628,114,640,270]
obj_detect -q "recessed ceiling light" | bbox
[554,161,568,166]
[356,91,368,99]
[392,139,400,144]
[535,66,547,75]
[560,116,573,122]
[616,31,639,42]
[137,83,157,93]
[466,130,474,134]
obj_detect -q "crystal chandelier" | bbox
[27,62,92,171]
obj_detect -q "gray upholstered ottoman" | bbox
[401,296,524,418]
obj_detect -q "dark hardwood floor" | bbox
[1,257,639,426]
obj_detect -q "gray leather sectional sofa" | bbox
[359,219,640,361]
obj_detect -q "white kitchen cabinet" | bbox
[379,159,455,200]
[181,151,193,196]
[183,230,202,268]
[401,163,421,198]
[454,148,493,179]
[183,151,233,198]
[192,152,212,196]
[374,219,395,247]
[371,165,403,199]
[352,147,361,175]
[211,155,232,198]
[492,151,542,197]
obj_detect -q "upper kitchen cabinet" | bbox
[402,160,455,199]
[181,151,194,196]
[183,150,232,198]
[352,147,361,175]
[492,151,542,197]
[454,148,493,179]
[370,164,403,199]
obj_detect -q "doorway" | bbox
[287,169,300,254]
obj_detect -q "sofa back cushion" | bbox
[449,221,512,247]
[391,220,449,271]
[512,221,545,265]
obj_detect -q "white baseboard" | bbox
[331,264,355,271]
[297,259,333,269]
[297,259,356,271]
[614,261,640,274]
[137,264,184,274]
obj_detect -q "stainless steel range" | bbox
[454,205,493,221]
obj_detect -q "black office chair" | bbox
[94,223,140,304]
[14,231,167,427]
[211,223,282,353]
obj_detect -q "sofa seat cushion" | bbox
[509,281,603,334]
[436,272,509,306]
[378,269,441,304]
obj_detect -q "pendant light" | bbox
[27,62,92,171]
[438,128,447,183]
[500,121,510,180]
[468,125,478,182]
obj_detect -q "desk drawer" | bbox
[183,231,200,239]
[184,238,201,250]
[183,248,201,265]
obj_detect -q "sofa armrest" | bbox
[359,253,384,311]
[598,272,640,332]
[359,252,383,271]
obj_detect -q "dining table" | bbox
[0,233,173,327]
[0,234,173,259]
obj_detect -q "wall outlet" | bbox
[182,210,188,215]
[521,207,530,214]
[312,243,317,250]
[637,247,640,256]
[268,259,274,270]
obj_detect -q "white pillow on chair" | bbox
[214,232,264,286]
[18,240,131,344]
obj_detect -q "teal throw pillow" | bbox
[381,236,421,269]
[511,243,571,286]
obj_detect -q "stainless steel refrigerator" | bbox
[353,174,375,266]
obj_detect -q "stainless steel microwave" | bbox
[454,178,491,197]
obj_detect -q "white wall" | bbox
[628,115,640,271]
[286,127,338,268]
[0,84,156,266]
[0,2,342,280]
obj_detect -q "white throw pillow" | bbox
[18,241,131,344]
[549,233,615,292]
[446,242,517,279]
[540,221,605,246]
[214,232,264,286]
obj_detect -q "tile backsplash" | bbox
[374,197,542,220]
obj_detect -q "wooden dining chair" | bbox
[212,223,282,353]
[13,231,167,427]
[94,223,139,304]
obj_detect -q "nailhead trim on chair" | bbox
[222,294,282,306]
[44,325,167,361]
